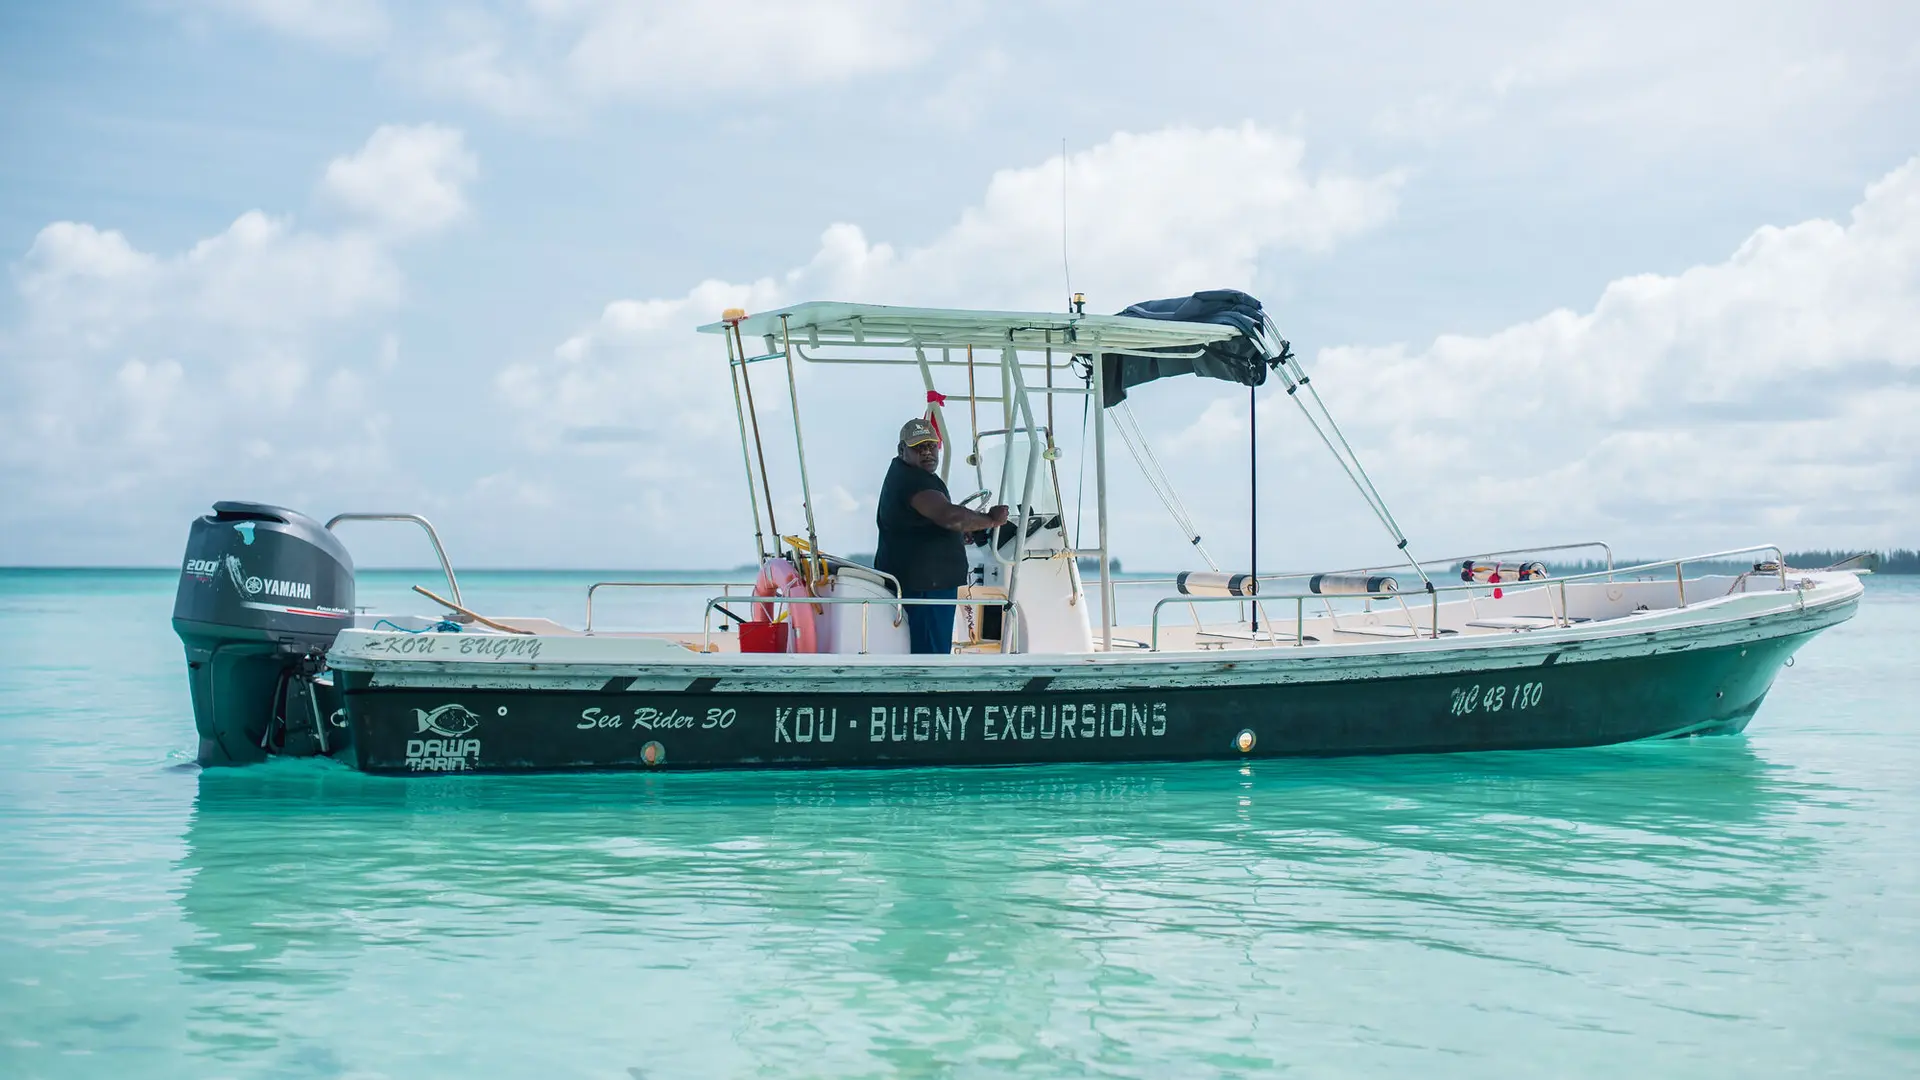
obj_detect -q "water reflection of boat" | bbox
[176,741,1813,981]
[170,294,1861,774]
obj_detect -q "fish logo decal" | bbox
[415,704,482,737]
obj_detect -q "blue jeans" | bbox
[902,588,958,655]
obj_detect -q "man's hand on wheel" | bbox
[987,505,1010,527]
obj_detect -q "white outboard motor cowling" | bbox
[171,502,355,765]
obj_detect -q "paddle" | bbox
[411,585,533,635]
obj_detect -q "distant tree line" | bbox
[1783,549,1920,573]
[1541,549,1919,576]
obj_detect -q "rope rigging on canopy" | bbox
[1111,402,1219,573]
[1082,290,1432,593]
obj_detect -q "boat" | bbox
[170,291,1862,774]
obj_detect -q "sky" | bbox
[2,1,1917,571]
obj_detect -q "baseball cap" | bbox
[899,417,939,446]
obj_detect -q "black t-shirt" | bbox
[874,457,966,592]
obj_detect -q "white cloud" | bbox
[17,213,401,340]
[1362,5,1893,154]
[192,0,948,116]
[554,0,931,98]
[923,125,1403,302]
[320,125,478,235]
[13,223,160,345]
[416,38,558,121]
[498,276,785,453]
[0,127,474,557]
[507,124,1399,426]
[200,0,389,49]
[493,144,1920,569]
[493,124,1402,564]
[1169,156,1920,561]
[921,47,1011,128]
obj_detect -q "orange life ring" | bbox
[752,557,820,653]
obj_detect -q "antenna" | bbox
[1060,137,1073,312]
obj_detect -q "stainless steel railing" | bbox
[702,594,1025,655]
[1148,544,1788,651]
[1149,591,1427,650]
[585,581,755,634]
[586,561,909,634]
[1152,541,1618,591]
[1117,544,1614,636]
[325,512,462,606]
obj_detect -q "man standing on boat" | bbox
[876,418,1008,654]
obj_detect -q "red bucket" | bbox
[738,620,790,654]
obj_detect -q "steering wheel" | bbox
[957,489,993,510]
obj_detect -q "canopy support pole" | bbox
[998,345,1046,648]
[1271,350,1433,593]
[1091,333,1113,651]
[1250,383,1259,633]
[1111,404,1215,571]
[1044,333,1068,554]
[730,321,780,552]
[967,346,984,491]
[725,325,768,561]
[913,345,951,483]
[779,315,820,575]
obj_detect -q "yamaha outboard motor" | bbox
[172,502,355,765]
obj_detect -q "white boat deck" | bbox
[332,570,1860,669]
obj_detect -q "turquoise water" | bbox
[2,569,1916,1078]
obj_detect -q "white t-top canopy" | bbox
[696,301,1242,355]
